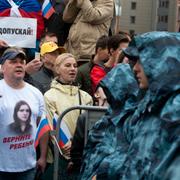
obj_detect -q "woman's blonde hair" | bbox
[55,53,76,74]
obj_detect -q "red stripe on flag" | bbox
[34,124,50,148]
[44,7,54,19]
[59,140,65,148]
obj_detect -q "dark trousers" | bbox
[0,168,36,180]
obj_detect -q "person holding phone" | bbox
[31,41,66,94]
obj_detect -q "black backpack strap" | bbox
[78,89,82,114]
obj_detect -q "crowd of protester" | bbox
[0,1,180,180]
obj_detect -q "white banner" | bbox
[0,17,37,48]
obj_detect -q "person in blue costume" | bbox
[120,31,180,180]
[81,31,180,180]
[101,31,180,180]
[80,63,139,179]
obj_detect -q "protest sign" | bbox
[0,17,37,48]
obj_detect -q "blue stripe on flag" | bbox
[59,128,68,145]
[53,117,57,130]
[42,2,52,16]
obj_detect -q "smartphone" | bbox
[34,52,40,60]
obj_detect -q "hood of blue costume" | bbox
[124,32,180,99]
[99,64,139,125]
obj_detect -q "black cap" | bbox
[0,48,26,64]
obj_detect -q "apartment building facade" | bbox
[118,0,180,35]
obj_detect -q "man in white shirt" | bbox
[0,47,49,180]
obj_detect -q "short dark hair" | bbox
[108,34,129,52]
[95,35,109,53]
[40,31,58,43]
[119,31,131,37]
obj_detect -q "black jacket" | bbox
[31,66,54,94]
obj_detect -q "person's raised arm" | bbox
[63,0,80,23]
[76,0,114,24]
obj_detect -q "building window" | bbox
[165,1,169,8]
[130,16,136,24]
[131,2,137,10]
[159,0,162,7]
[161,16,164,22]
[164,15,168,23]
[158,15,168,23]
[159,0,169,8]
[162,1,165,7]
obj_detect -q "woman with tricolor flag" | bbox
[44,53,93,177]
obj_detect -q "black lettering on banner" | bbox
[15,29,19,34]
[11,28,15,34]
[22,29,26,35]
[6,28,11,34]
[0,27,33,36]
[3,28,7,34]
[27,27,31,35]
[18,29,22,34]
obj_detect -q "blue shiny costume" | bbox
[81,32,180,180]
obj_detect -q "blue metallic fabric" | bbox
[113,32,180,180]
[81,32,180,180]
[80,64,139,179]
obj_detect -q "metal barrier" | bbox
[53,105,107,180]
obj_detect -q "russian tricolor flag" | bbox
[42,0,55,19]
[34,116,51,148]
[53,113,72,148]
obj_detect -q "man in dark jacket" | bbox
[76,35,109,96]
[31,41,65,94]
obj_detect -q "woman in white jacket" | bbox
[44,53,93,163]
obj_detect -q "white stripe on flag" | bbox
[60,120,72,140]
[42,0,50,10]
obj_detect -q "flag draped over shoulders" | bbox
[0,0,11,16]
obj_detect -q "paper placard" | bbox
[0,17,37,48]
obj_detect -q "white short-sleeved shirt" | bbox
[0,79,45,172]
